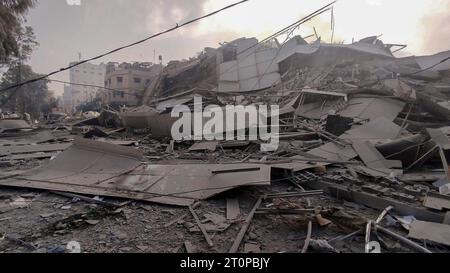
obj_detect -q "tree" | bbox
[0,0,37,65]
[0,64,53,118]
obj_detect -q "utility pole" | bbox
[15,33,23,116]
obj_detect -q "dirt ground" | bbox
[0,157,432,253]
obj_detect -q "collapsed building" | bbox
[2,33,450,253]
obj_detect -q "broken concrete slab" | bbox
[189,141,219,152]
[0,130,57,146]
[352,140,402,175]
[0,143,72,157]
[308,117,402,161]
[0,139,271,206]
[423,192,450,211]
[0,119,31,132]
[409,220,450,246]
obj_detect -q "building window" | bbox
[117,77,123,83]
[121,92,125,98]
[134,77,141,83]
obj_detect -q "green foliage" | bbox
[0,63,54,118]
[0,0,37,65]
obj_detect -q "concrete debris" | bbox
[4,31,450,254]
[0,119,32,132]
[409,220,450,246]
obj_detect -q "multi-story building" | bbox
[99,62,162,106]
[62,62,106,113]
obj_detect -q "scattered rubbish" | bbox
[66,241,81,253]
[85,220,100,225]
[189,141,219,152]
[184,241,196,253]
[40,213,56,219]
[375,225,432,253]
[392,215,416,230]
[244,243,261,253]
[9,197,31,209]
[3,16,450,253]
[309,239,340,253]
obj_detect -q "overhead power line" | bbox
[54,1,336,103]
[0,0,249,93]
[215,1,336,83]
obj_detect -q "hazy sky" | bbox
[24,0,450,96]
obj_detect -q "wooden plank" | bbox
[229,197,262,253]
[301,221,312,253]
[226,198,240,220]
[189,205,214,247]
[184,241,196,253]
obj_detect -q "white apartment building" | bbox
[62,62,106,113]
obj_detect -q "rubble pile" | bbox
[2,35,450,253]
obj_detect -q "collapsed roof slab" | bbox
[297,97,405,121]
[0,119,32,132]
[415,50,450,72]
[307,117,403,162]
[0,139,271,206]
